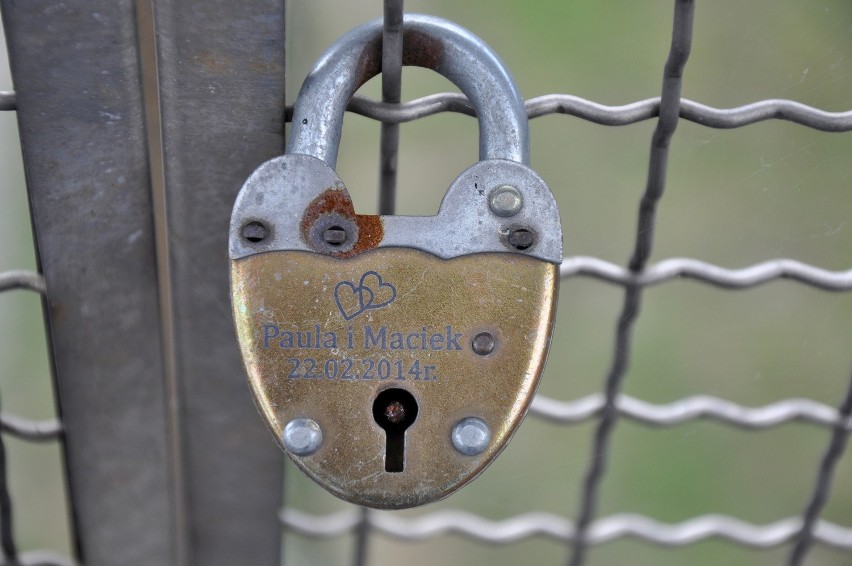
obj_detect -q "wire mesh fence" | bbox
[1,0,852,565]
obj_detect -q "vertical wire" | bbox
[377,0,404,215]
[0,402,18,563]
[351,507,370,566]
[567,2,695,565]
[353,4,404,565]
[788,368,852,565]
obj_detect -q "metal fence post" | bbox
[1,1,175,563]
[151,1,286,564]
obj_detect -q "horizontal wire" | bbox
[531,394,852,430]
[0,270,60,443]
[0,550,76,566]
[0,92,14,112]
[0,271,46,294]
[3,262,846,439]
[560,256,852,291]
[0,414,62,441]
[3,84,849,555]
[1,31,848,561]
[336,93,852,131]
[281,508,852,549]
[8,260,851,295]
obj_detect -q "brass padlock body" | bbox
[232,249,556,508]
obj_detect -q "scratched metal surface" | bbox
[0,2,174,564]
[151,0,287,564]
[231,249,557,509]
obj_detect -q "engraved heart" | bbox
[334,280,371,321]
[359,271,397,309]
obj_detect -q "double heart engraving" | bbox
[334,271,398,321]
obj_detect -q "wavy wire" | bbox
[530,394,852,430]
[281,509,852,550]
[283,92,852,132]
[5,55,852,558]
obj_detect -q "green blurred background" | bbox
[2,0,851,564]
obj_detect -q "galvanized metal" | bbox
[0,273,63,566]
[530,393,852,430]
[569,2,695,563]
[0,413,63,441]
[281,508,852,550]
[0,400,17,562]
[287,13,529,167]
[789,372,852,565]
[1,1,175,564]
[151,0,287,564]
[378,0,404,215]
[0,90,13,110]
[0,270,45,293]
[230,156,562,263]
[0,550,75,566]
[560,256,852,291]
[345,92,852,131]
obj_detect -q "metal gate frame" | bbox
[2,0,286,564]
[1,1,852,565]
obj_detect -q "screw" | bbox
[283,418,322,456]
[451,417,491,456]
[508,228,535,251]
[384,401,406,424]
[471,332,496,356]
[322,226,348,245]
[242,221,268,243]
[489,185,523,217]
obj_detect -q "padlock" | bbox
[229,14,562,509]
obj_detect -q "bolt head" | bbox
[283,418,322,456]
[471,332,496,356]
[241,221,268,243]
[308,213,358,254]
[508,228,535,251]
[451,417,491,456]
[489,185,523,217]
[323,226,348,245]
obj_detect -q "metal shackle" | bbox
[287,13,529,168]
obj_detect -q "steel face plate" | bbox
[231,248,557,509]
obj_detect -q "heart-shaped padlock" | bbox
[229,14,562,509]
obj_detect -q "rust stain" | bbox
[353,214,384,255]
[354,35,383,86]
[250,60,282,74]
[349,30,446,90]
[401,29,445,71]
[196,50,233,75]
[300,189,384,258]
[50,301,64,324]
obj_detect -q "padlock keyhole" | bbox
[372,388,418,473]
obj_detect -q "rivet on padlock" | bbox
[229,14,562,509]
